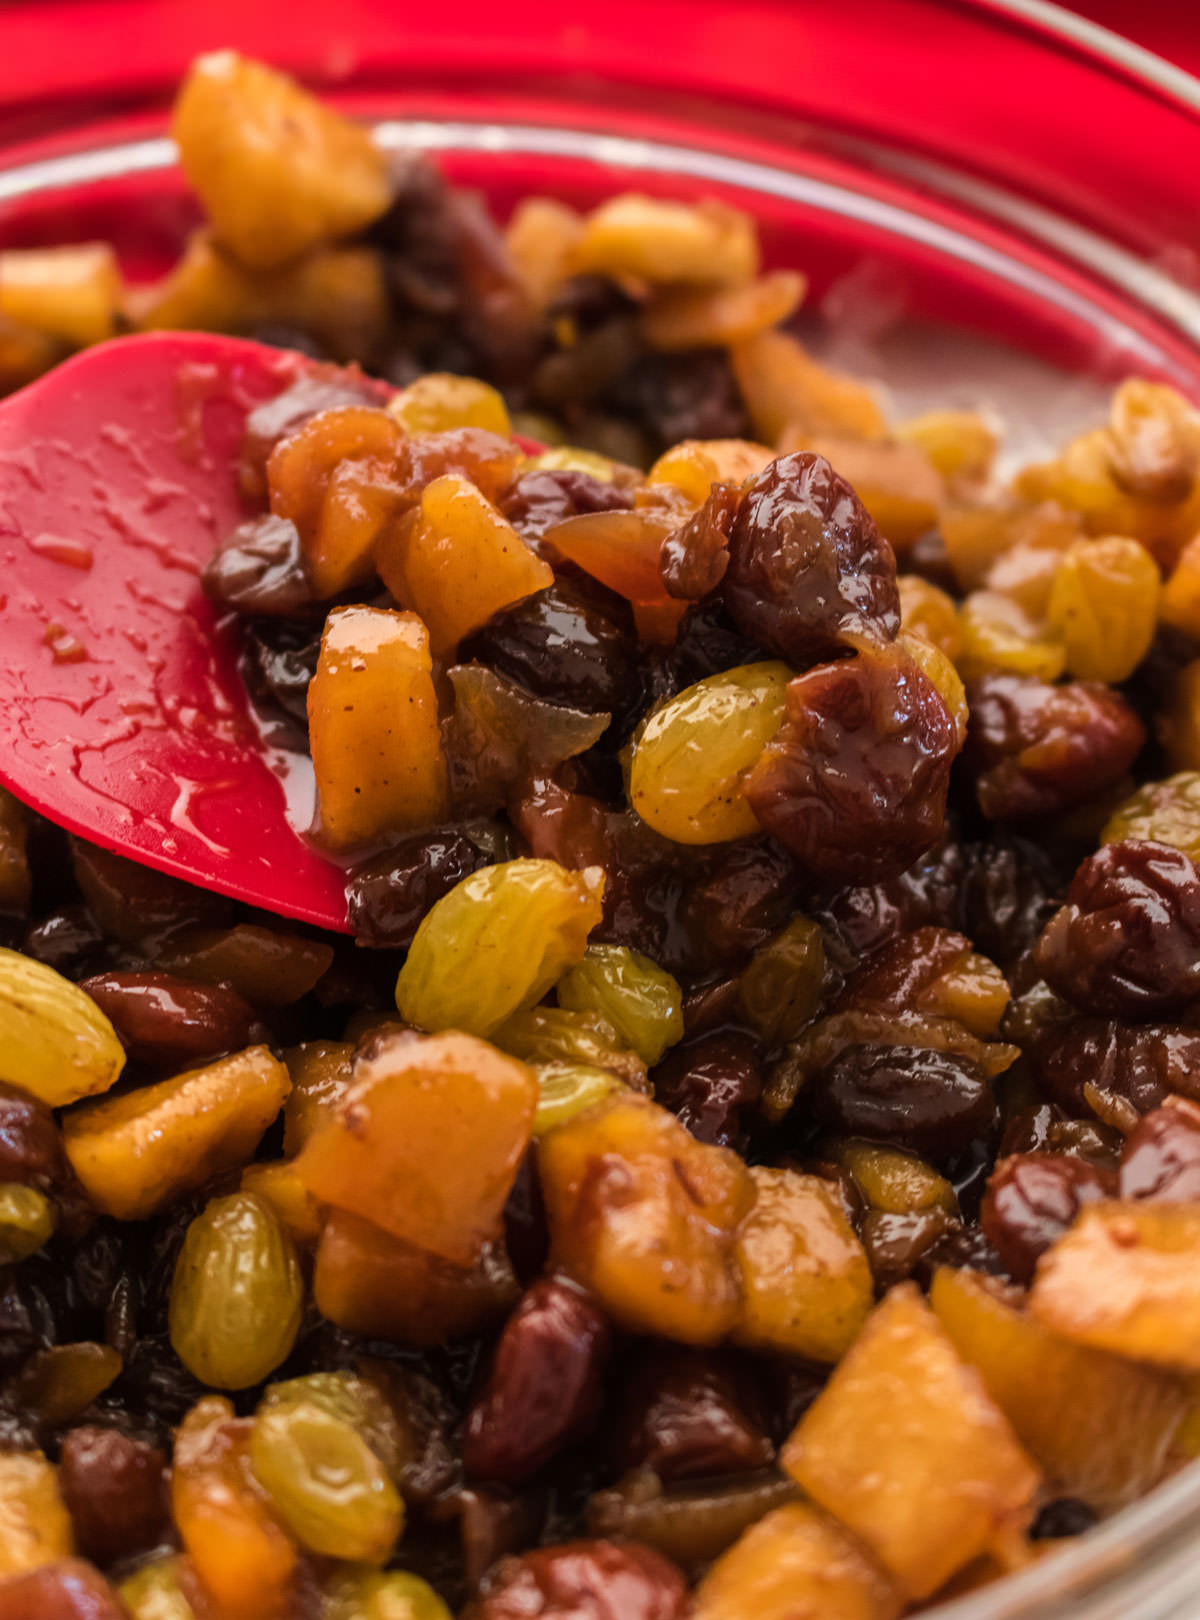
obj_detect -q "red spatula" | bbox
[0,331,393,934]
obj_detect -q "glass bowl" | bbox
[1,2,1199,1614]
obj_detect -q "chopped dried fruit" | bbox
[0,1453,74,1579]
[296,1029,536,1263]
[733,1167,873,1362]
[1031,1202,1200,1373]
[308,606,449,850]
[781,1285,1039,1599]
[539,1094,753,1343]
[62,1046,289,1220]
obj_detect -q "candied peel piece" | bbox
[569,195,759,287]
[640,271,806,353]
[781,1284,1040,1600]
[730,330,886,443]
[0,244,122,349]
[538,1092,754,1344]
[295,1028,536,1264]
[0,1452,74,1580]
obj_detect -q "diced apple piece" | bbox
[171,53,390,268]
[375,474,553,656]
[172,1398,297,1620]
[0,244,121,348]
[62,1046,290,1220]
[538,1093,753,1344]
[307,606,448,850]
[313,1209,517,1345]
[0,1454,73,1579]
[732,1167,873,1363]
[295,1029,536,1264]
[571,195,759,286]
[781,1284,1040,1600]
[240,1161,326,1249]
[693,1502,902,1620]
[1031,1201,1200,1373]
[932,1266,1186,1509]
[267,405,402,597]
[730,329,886,444]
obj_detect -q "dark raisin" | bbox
[1031,1019,1200,1118]
[58,1427,168,1565]
[21,908,107,979]
[70,840,232,947]
[658,599,764,695]
[0,1559,129,1619]
[723,451,899,663]
[0,1082,77,1204]
[1030,1498,1099,1540]
[462,1278,611,1485]
[1034,841,1200,1019]
[916,1222,1010,1281]
[610,1349,773,1481]
[817,833,965,962]
[811,1043,997,1158]
[465,1541,689,1620]
[980,1154,1117,1282]
[241,619,323,730]
[1120,1100,1200,1202]
[679,840,801,975]
[239,366,386,496]
[746,643,957,886]
[651,1032,763,1148]
[462,586,641,718]
[348,829,492,949]
[659,484,741,601]
[604,347,749,457]
[965,674,1145,822]
[838,927,973,1016]
[202,514,314,616]
[960,835,1061,966]
[78,973,260,1068]
[501,468,635,545]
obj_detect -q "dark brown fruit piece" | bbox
[980,1154,1117,1283]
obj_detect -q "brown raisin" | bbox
[651,1031,763,1148]
[810,1043,997,1158]
[966,673,1145,821]
[0,1559,128,1620]
[465,1541,689,1620]
[660,484,741,600]
[348,829,492,949]
[610,1348,774,1481]
[980,1154,1117,1282]
[723,452,900,662]
[461,585,641,718]
[202,514,315,615]
[1035,841,1200,1018]
[462,1277,611,1485]
[501,467,635,544]
[58,1427,168,1565]
[745,643,958,885]
[1030,1019,1200,1117]
[1120,1100,1200,1202]
[77,973,261,1068]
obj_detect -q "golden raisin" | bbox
[1046,536,1160,683]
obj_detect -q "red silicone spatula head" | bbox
[0,331,369,933]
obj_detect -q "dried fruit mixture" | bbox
[3,47,1200,1620]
